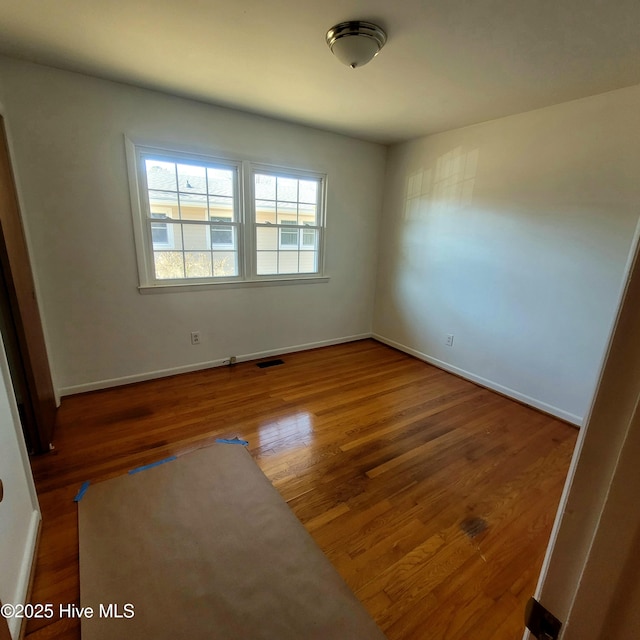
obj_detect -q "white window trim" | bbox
[125,137,328,291]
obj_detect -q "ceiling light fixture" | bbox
[325,21,387,69]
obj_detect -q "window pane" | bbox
[148,191,179,217]
[255,174,276,200]
[299,203,317,225]
[302,228,317,248]
[150,207,177,220]
[209,195,235,220]
[145,159,177,191]
[211,218,235,247]
[211,228,232,245]
[256,251,278,275]
[207,168,234,196]
[277,177,297,202]
[278,252,299,274]
[184,252,212,278]
[171,223,184,250]
[154,252,185,279]
[299,179,318,204]
[177,163,207,193]
[150,220,180,249]
[256,200,276,224]
[183,224,210,251]
[277,201,297,224]
[280,231,298,246]
[280,221,298,248]
[256,226,278,250]
[212,251,238,277]
[151,223,169,247]
[179,193,208,221]
[299,251,318,273]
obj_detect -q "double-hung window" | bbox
[253,169,322,276]
[127,140,326,289]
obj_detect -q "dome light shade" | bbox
[326,21,387,69]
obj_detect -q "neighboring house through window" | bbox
[150,211,173,248]
[210,216,234,248]
[280,220,298,247]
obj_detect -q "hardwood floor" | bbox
[25,339,577,639]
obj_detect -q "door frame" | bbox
[526,214,640,638]
[0,107,58,454]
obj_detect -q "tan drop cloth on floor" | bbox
[79,443,387,639]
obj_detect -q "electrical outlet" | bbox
[191,331,201,345]
[445,334,454,347]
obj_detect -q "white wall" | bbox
[0,56,386,395]
[0,333,40,639]
[374,85,640,424]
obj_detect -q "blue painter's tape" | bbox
[216,437,249,446]
[74,481,90,502]
[128,456,177,475]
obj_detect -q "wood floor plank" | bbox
[24,339,577,639]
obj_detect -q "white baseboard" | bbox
[58,333,372,397]
[9,509,40,640]
[372,334,583,426]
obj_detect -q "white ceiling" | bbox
[0,0,639,144]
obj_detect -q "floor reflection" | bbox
[257,411,314,451]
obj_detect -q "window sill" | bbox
[138,276,330,294]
